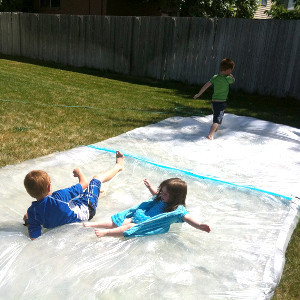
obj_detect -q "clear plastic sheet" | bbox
[0,114,299,299]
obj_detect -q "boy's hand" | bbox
[23,213,28,221]
[193,93,200,99]
[23,213,29,227]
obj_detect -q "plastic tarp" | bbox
[0,114,299,299]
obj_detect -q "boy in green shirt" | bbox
[194,58,235,140]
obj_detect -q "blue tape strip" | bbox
[87,145,293,201]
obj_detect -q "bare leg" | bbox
[207,123,219,140]
[94,222,136,238]
[83,218,118,228]
[94,151,124,183]
[83,217,132,228]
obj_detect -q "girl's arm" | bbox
[143,178,158,196]
[182,214,210,233]
[73,168,89,190]
[193,81,212,99]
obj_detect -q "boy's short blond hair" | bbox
[24,170,51,200]
[220,58,235,72]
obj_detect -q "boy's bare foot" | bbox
[207,135,213,140]
[99,189,106,198]
[116,151,124,171]
[73,168,81,178]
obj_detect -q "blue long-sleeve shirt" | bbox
[27,184,83,238]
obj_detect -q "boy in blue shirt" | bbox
[23,151,124,240]
[194,58,235,140]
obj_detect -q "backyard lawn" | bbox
[0,55,299,299]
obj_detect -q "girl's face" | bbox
[160,186,170,203]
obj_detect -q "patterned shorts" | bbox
[212,101,226,124]
[81,179,101,220]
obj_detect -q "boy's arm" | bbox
[23,213,35,240]
[24,212,42,240]
[143,179,158,196]
[193,81,212,99]
[182,214,210,233]
[73,168,89,190]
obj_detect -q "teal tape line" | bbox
[87,145,293,201]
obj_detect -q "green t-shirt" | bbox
[210,74,235,101]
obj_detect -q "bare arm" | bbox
[143,178,158,196]
[73,168,89,190]
[182,214,210,233]
[193,81,212,99]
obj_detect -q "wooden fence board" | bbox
[0,13,12,55]
[0,13,299,100]
[11,13,20,56]
[57,14,69,66]
[285,21,300,98]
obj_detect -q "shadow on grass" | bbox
[1,54,300,128]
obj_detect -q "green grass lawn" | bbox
[0,55,299,299]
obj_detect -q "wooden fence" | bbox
[0,13,299,99]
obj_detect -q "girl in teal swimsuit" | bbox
[83,178,210,238]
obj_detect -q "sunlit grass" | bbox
[0,55,299,299]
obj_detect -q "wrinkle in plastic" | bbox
[0,114,299,300]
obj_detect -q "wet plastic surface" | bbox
[0,114,299,299]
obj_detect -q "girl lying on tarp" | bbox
[83,178,210,238]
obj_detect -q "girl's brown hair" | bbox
[24,170,51,200]
[155,178,187,212]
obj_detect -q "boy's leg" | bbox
[208,123,219,140]
[94,222,136,238]
[95,151,124,183]
[209,102,225,140]
[85,151,124,219]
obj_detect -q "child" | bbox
[193,58,235,140]
[83,178,210,238]
[23,151,124,240]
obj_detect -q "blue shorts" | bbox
[212,101,226,124]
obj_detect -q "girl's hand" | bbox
[143,178,151,188]
[144,179,158,196]
[183,214,211,233]
[199,224,211,233]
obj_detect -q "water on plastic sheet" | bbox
[0,114,299,300]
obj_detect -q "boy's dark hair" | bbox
[24,170,51,200]
[155,178,187,212]
[220,58,235,71]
